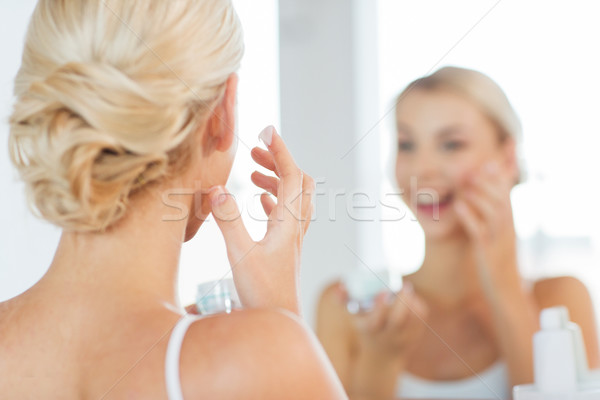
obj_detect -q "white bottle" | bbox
[533,306,577,394]
[569,318,590,383]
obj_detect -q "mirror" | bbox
[277,1,600,399]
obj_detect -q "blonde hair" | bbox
[9,0,244,232]
[397,66,521,143]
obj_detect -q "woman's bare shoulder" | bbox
[532,276,592,307]
[179,308,347,399]
[0,297,27,339]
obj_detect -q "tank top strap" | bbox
[165,314,202,400]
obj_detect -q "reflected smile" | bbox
[415,193,454,215]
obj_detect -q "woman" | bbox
[0,1,346,399]
[317,66,599,399]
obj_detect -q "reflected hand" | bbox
[208,126,314,316]
[454,161,520,300]
[351,283,428,367]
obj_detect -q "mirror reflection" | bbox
[316,66,599,399]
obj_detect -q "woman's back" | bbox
[0,284,178,399]
[1,289,342,399]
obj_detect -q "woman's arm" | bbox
[454,161,539,386]
[316,282,427,400]
[533,276,600,369]
[317,283,401,400]
[316,282,356,389]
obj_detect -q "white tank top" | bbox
[397,361,510,399]
[165,314,202,400]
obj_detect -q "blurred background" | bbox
[1,0,599,333]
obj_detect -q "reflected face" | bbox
[395,89,513,239]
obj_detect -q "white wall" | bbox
[279,0,383,326]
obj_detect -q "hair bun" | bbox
[9,61,178,231]
[9,0,243,232]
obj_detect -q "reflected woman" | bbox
[317,66,599,399]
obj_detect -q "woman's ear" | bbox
[206,73,238,152]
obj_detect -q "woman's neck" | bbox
[36,183,193,313]
[408,234,483,308]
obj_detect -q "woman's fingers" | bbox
[259,126,304,232]
[387,284,414,327]
[251,171,279,196]
[215,126,310,316]
[251,167,313,234]
[366,292,392,332]
[454,198,482,239]
[387,284,427,329]
[471,162,512,206]
[473,175,505,206]
[300,174,316,234]
[260,192,276,217]
[463,189,496,230]
[386,298,409,329]
[209,186,254,259]
[252,129,310,230]
[459,162,514,239]
[251,147,278,176]
[259,126,299,179]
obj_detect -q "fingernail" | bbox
[211,186,227,207]
[259,126,274,147]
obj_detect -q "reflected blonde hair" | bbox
[397,66,521,143]
[9,0,244,232]
[395,66,523,182]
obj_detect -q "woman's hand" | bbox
[453,161,521,301]
[350,283,428,366]
[208,126,315,316]
[343,283,428,399]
